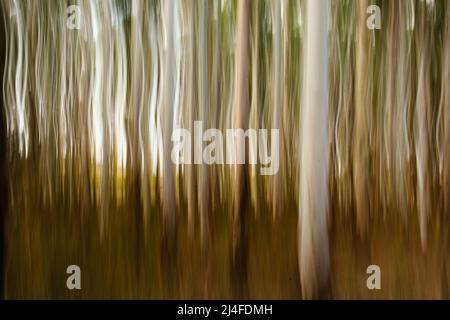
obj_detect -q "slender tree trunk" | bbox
[415,3,432,250]
[182,0,196,232]
[272,0,282,219]
[353,0,370,235]
[249,0,260,214]
[0,1,6,299]
[198,0,209,243]
[162,0,176,230]
[298,0,330,299]
[441,5,450,213]
[232,0,250,298]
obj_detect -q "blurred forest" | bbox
[1,0,450,299]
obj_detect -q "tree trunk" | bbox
[0,0,7,299]
[162,0,176,230]
[298,0,330,299]
[232,0,250,298]
[353,0,370,234]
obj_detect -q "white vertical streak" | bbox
[298,0,330,299]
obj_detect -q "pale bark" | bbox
[232,0,250,298]
[415,4,432,250]
[233,0,250,221]
[353,0,370,235]
[299,0,330,299]
[197,0,209,242]
[162,0,176,229]
[272,0,282,219]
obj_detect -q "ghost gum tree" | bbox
[179,0,196,231]
[298,0,330,299]
[232,0,250,298]
[415,1,433,250]
[353,0,370,235]
[439,4,450,212]
[329,0,354,215]
[197,0,209,243]
[384,0,412,221]
[129,0,148,246]
[162,0,177,231]
[271,0,283,219]
[0,0,6,299]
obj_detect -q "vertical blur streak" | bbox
[0,0,7,299]
[415,0,432,249]
[271,0,282,220]
[180,0,195,231]
[249,0,260,214]
[232,0,249,298]
[330,0,353,217]
[439,4,450,212]
[353,0,370,235]
[162,0,176,231]
[391,1,412,220]
[299,0,329,299]
[197,0,209,243]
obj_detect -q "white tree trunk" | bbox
[197,0,209,242]
[272,0,282,219]
[298,0,330,299]
[162,0,176,228]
